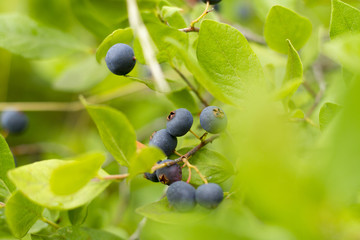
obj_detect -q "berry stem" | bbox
[171,65,209,107]
[96,173,130,181]
[0,202,5,208]
[174,151,183,157]
[190,1,211,29]
[189,129,201,140]
[183,158,208,184]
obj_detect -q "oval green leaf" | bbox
[7,160,110,210]
[264,6,312,54]
[50,153,105,195]
[330,0,360,39]
[0,135,15,192]
[5,191,43,238]
[197,20,265,105]
[85,104,137,167]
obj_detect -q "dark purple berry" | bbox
[195,183,223,209]
[200,106,227,134]
[156,160,182,185]
[166,108,193,137]
[105,43,136,75]
[1,109,28,134]
[166,181,196,212]
[149,129,177,156]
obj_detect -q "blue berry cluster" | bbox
[167,181,224,211]
[143,106,227,211]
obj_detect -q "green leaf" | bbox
[136,197,211,224]
[0,135,15,192]
[129,147,166,179]
[0,179,10,200]
[8,160,110,210]
[5,191,43,238]
[96,28,134,63]
[330,0,360,39]
[50,153,105,195]
[31,226,125,240]
[0,14,87,59]
[284,40,303,83]
[291,109,305,119]
[274,78,303,100]
[319,102,342,131]
[264,5,312,54]
[68,205,88,226]
[166,39,230,104]
[160,6,187,29]
[53,57,109,92]
[85,104,137,166]
[197,20,265,105]
[324,33,360,74]
[180,148,234,186]
[166,88,199,114]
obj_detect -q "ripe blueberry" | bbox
[1,109,28,134]
[166,181,196,212]
[144,172,159,182]
[201,0,222,4]
[105,43,136,76]
[199,106,227,134]
[156,159,182,185]
[195,183,223,209]
[166,108,193,137]
[149,129,177,156]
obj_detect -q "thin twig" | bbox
[174,151,183,157]
[179,27,200,32]
[302,81,317,98]
[151,134,219,172]
[307,62,326,117]
[126,0,169,92]
[40,217,60,229]
[172,66,209,106]
[0,83,144,112]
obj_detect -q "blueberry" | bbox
[199,106,227,134]
[166,181,196,212]
[201,0,221,4]
[149,129,177,156]
[144,172,159,182]
[105,43,136,76]
[1,109,28,134]
[195,183,223,209]
[166,108,193,137]
[156,159,182,185]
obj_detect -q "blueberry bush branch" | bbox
[151,134,220,172]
